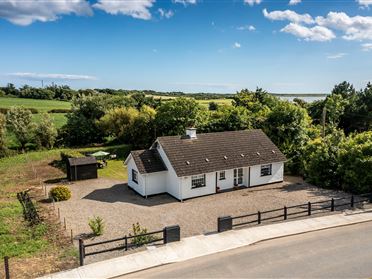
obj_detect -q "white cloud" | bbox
[93,0,155,20]
[362,43,372,51]
[237,25,256,31]
[8,72,96,81]
[281,23,336,41]
[158,8,174,19]
[316,12,372,41]
[244,0,262,6]
[173,0,197,5]
[357,0,372,7]
[0,0,92,26]
[233,42,241,48]
[327,53,348,59]
[263,9,314,24]
[289,0,302,5]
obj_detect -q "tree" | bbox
[264,101,311,174]
[303,130,345,189]
[208,102,218,111]
[97,107,139,142]
[0,113,6,154]
[61,95,106,146]
[331,81,356,98]
[338,132,372,194]
[155,98,204,136]
[202,105,251,132]
[6,107,35,151]
[34,113,57,149]
[129,106,157,148]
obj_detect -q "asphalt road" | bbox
[121,221,372,278]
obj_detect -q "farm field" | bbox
[0,97,71,112]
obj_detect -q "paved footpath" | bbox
[41,210,372,279]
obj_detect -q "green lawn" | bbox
[197,99,232,107]
[0,96,71,113]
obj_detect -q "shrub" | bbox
[49,186,71,201]
[88,216,104,236]
[129,222,157,246]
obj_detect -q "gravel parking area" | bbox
[49,176,356,263]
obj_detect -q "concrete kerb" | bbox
[40,210,372,279]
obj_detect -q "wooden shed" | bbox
[66,157,98,181]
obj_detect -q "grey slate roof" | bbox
[157,129,286,177]
[68,156,97,166]
[130,149,167,174]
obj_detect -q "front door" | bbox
[234,168,243,186]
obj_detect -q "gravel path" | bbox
[48,176,358,264]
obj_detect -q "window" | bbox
[191,174,206,189]
[132,169,138,184]
[261,164,272,176]
[219,171,226,180]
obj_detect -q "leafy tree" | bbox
[61,95,106,146]
[331,81,356,98]
[202,105,251,132]
[34,113,57,149]
[303,130,345,189]
[293,98,306,108]
[264,101,311,173]
[97,107,139,142]
[129,106,156,148]
[5,106,35,151]
[338,132,372,194]
[208,101,218,111]
[155,97,204,136]
[0,113,6,154]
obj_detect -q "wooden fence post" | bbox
[351,195,354,208]
[308,202,311,216]
[331,198,335,212]
[64,217,66,230]
[125,236,128,251]
[4,256,10,279]
[70,229,73,243]
[284,206,287,220]
[79,238,85,266]
[257,211,261,224]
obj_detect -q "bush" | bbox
[49,186,71,201]
[88,216,104,236]
[129,222,157,246]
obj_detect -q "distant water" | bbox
[279,96,327,103]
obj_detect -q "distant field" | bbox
[148,95,233,107]
[0,97,71,112]
[32,113,67,128]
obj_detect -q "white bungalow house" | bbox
[124,129,286,201]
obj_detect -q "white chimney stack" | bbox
[186,127,197,139]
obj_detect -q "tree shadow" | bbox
[82,183,178,207]
[280,182,353,200]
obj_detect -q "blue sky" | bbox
[0,0,372,93]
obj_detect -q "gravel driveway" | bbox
[49,176,356,263]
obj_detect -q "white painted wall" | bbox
[126,157,145,196]
[143,171,167,196]
[249,162,284,186]
[156,143,181,199]
[181,172,216,199]
[217,169,233,190]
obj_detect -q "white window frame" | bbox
[219,171,226,180]
[191,174,206,189]
[132,169,138,184]
[260,164,272,177]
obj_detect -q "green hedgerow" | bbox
[49,186,71,202]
